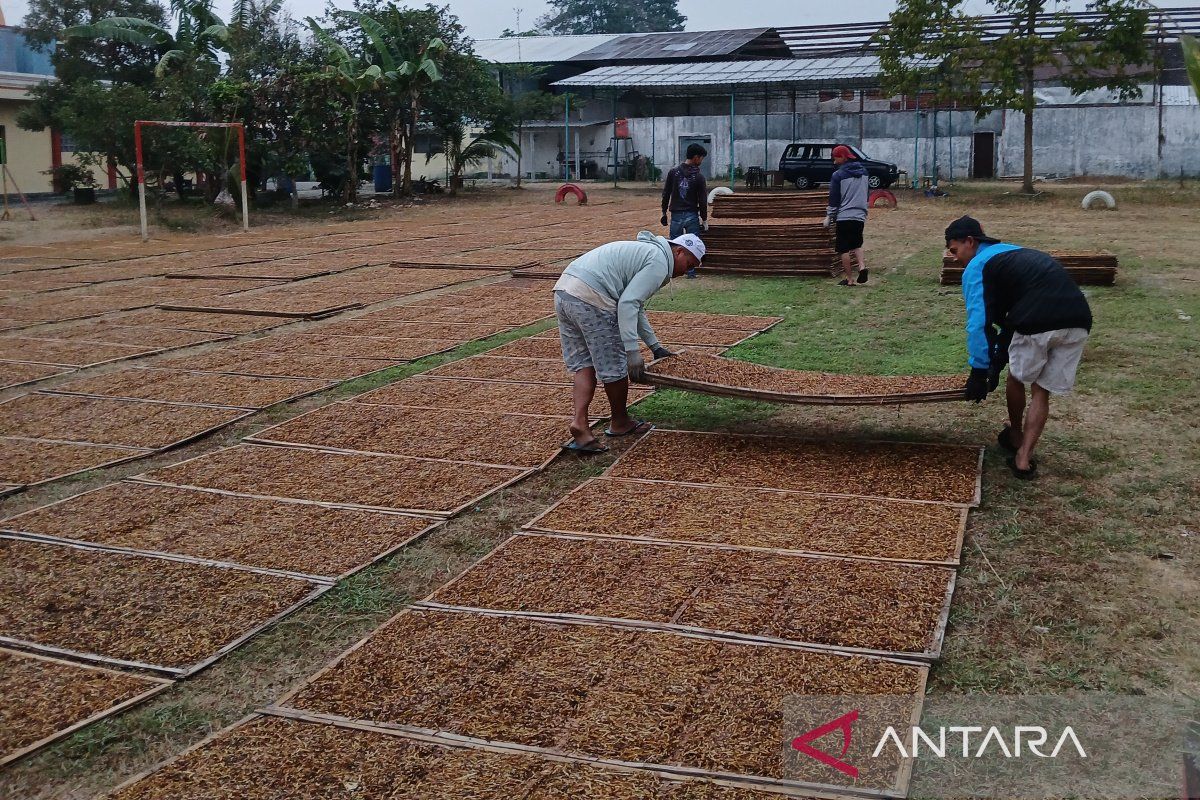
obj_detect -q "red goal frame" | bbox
[134,120,248,241]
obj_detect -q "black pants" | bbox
[835,220,865,253]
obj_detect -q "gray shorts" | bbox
[554,290,628,384]
[1008,328,1089,395]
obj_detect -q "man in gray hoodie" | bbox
[824,145,870,286]
[553,231,706,453]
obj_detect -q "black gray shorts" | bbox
[834,220,865,253]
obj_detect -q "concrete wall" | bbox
[1,98,55,193]
[510,102,1200,182]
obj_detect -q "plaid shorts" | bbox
[554,290,628,384]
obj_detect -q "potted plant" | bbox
[45,164,99,204]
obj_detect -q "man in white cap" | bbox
[553,231,705,453]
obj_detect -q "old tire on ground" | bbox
[707,186,734,205]
[869,189,898,208]
[793,176,812,190]
[555,183,587,205]
[1081,190,1116,210]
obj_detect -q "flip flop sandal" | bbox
[857,268,869,284]
[837,279,851,286]
[997,426,1019,453]
[1006,456,1038,480]
[605,420,653,438]
[562,440,609,454]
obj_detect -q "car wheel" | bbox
[868,174,883,189]
[793,176,811,190]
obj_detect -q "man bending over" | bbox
[946,215,1092,480]
[553,231,705,453]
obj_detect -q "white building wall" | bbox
[483,102,1200,182]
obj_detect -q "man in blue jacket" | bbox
[945,216,1093,480]
[553,231,705,453]
[824,145,870,286]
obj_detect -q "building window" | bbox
[60,133,79,152]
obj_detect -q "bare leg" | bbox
[1015,383,1050,471]
[852,247,867,277]
[1005,373,1026,443]
[840,252,855,282]
[602,378,635,433]
[570,368,598,445]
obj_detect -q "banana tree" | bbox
[63,0,230,81]
[348,8,445,197]
[1183,35,1200,99]
[306,18,381,203]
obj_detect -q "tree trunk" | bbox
[1021,2,1038,194]
[402,95,419,197]
[390,119,402,199]
[515,121,523,188]
[346,112,358,203]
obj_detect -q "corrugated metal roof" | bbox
[569,28,790,61]
[473,34,622,64]
[552,56,883,89]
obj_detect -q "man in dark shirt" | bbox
[946,216,1093,480]
[661,144,708,279]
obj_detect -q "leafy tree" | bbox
[209,1,309,203]
[877,0,1151,193]
[424,53,514,193]
[537,0,684,35]
[16,79,171,185]
[306,18,382,202]
[21,0,167,84]
[498,63,561,188]
[348,6,446,197]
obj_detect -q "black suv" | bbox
[779,143,899,190]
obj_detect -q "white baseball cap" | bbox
[669,233,706,263]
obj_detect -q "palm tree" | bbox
[305,18,381,203]
[434,123,519,196]
[348,8,445,197]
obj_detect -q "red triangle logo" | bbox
[791,709,859,778]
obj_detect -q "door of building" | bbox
[972,132,996,179]
[677,135,713,178]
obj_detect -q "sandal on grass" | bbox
[997,425,1019,453]
[1006,456,1038,480]
[837,279,851,286]
[605,420,653,438]
[562,440,609,454]
[857,268,869,284]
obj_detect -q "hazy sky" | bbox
[5,0,1196,41]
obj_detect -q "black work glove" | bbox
[650,345,673,359]
[660,213,668,227]
[987,329,1012,392]
[964,367,990,403]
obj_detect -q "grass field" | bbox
[2,180,1197,798]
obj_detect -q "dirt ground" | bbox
[1,179,1197,798]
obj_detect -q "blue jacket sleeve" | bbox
[961,259,990,369]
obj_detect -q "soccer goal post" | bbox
[133,120,248,242]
